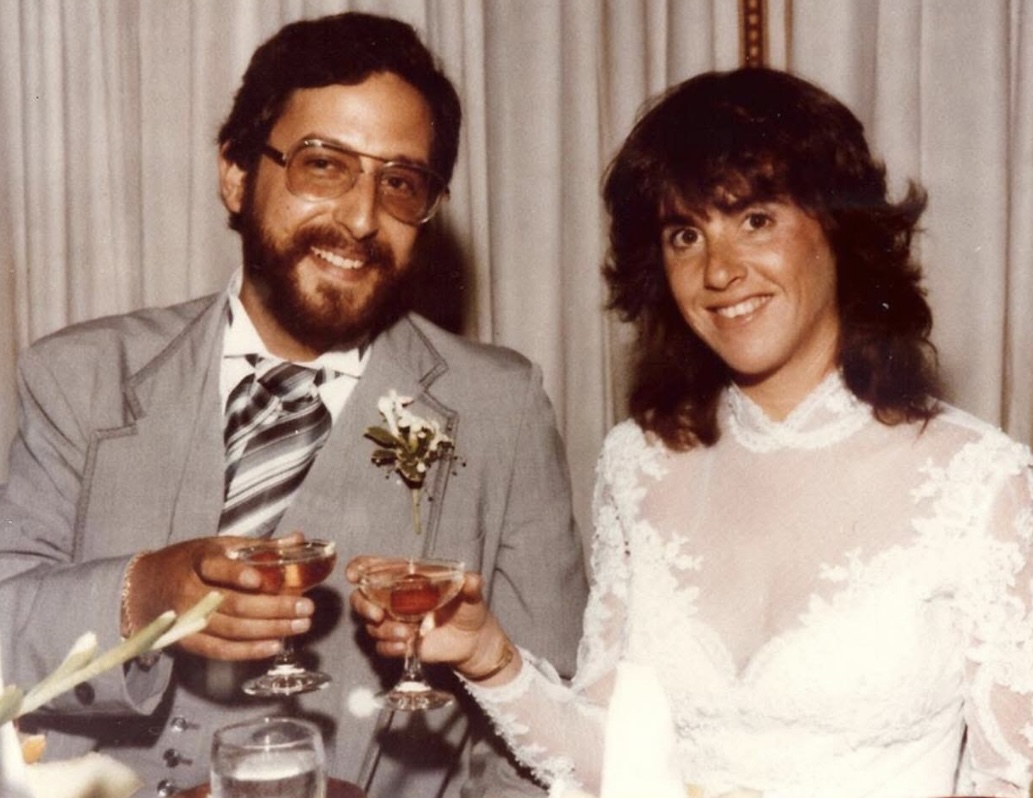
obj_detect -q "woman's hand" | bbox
[346,555,521,685]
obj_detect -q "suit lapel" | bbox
[121,295,228,547]
[279,316,458,558]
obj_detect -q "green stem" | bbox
[410,488,423,535]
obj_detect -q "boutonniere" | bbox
[365,390,455,535]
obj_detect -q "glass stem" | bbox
[400,623,427,685]
[400,653,426,684]
[273,637,299,669]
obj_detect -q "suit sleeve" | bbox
[485,363,587,674]
[465,362,589,795]
[0,343,172,715]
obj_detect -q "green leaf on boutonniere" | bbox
[365,426,402,449]
[370,448,399,466]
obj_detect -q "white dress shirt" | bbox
[219,269,368,421]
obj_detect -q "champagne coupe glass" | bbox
[233,539,337,697]
[211,716,326,798]
[358,557,466,711]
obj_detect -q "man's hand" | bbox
[125,534,314,661]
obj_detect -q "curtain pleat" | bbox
[1004,0,1033,442]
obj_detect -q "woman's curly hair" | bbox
[603,67,938,450]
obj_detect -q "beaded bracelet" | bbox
[119,551,151,639]
[120,551,162,668]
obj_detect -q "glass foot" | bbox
[242,662,331,697]
[378,679,455,711]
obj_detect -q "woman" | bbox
[348,68,1033,798]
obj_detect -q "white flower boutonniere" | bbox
[365,390,455,535]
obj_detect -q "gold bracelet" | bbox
[463,642,515,683]
[119,551,151,639]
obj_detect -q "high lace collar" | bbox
[724,371,872,453]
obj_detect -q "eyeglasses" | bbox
[261,138,448,225]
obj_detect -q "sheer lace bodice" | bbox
[464,375,1033,798]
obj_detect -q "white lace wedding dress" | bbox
[464,374,1033,798]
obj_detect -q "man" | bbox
[0,12,587,797]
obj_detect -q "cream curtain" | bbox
[774,0,1033,444]
[1,0,1031,535]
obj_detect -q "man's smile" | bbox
[311,245,365,271]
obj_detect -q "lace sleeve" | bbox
[462,428,634,795]
[957,441,1033,795]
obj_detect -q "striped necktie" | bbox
[218,356,333,538]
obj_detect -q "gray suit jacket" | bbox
[0,293,587,797]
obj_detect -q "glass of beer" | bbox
[211,716,325,798]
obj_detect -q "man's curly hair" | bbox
[217,12,461,233]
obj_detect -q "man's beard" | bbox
[238,198,411,353]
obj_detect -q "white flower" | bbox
[377,389,413,436]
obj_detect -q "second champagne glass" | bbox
[358,557,465,711]
[233,539,337,697]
